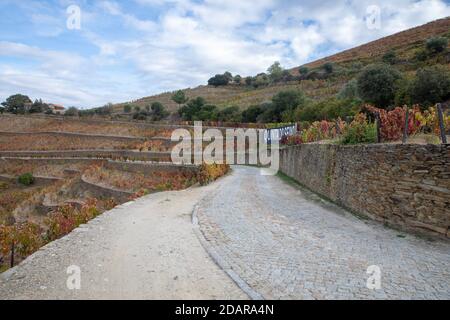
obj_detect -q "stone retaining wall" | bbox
[80,176,134,203]
[0,150,173,161]
[279,144,450,238]
[105,161,198,175]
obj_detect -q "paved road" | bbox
[1,166,449,300]
[0,184,246,300]
[195,166,450,300]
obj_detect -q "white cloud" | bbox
[1,0,449,108]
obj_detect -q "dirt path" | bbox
[0,182,247,300]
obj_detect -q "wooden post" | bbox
[335,119,341,135]
[402,107,409,144]
[375,112,382,143]
[10,242,15,268]
[436,103,447,144]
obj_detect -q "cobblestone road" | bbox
[195,166,450,300]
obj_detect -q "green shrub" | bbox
[241,105,263,123]
[340,122,377,145]
[410,65,450,108]
[171,90,188,105]
[18,173,35,186]
[323,62,334,74]
[414,48,428,62]
[150,102,169,121]
[208,74,229,87]
[299,66,309,75]
[64,107,79,117]
[382,50,397,64]
[426,37,448,54]
[357,63,402,108]
[337,79,359,100]
[123,104,132,113]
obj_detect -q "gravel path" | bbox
[195,166,450,300]
[0,183,247,300]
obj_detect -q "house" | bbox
[48,104,66,114]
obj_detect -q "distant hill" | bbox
[112,17,450,116]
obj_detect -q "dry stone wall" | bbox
[280,144,450,238]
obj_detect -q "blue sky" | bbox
[0,0,449,108]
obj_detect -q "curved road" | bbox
[0,166,449,299]
[196,166,450,300]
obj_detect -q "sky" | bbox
[0,0,449,109]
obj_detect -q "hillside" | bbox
[113,17,450,115]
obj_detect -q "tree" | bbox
[30,99,47,113]
[95,103,113,115]
[150,102,169,121]
[224,71,233,82]
[133,112,147,120]
[357,63,402,108]
[382,50,397,65]
[171,90,188,105]
[1,94,32,114]
[241,105,263,123]
[208,74,230,87]
[267,61,284,82]
[323,62,334,74]
[123,104,132,113]
[216,106,241,122]
[233,75,242,84]
[263,90,307,122]
[0,106,4,114]
[337,79,359,100]
[410,65,450,108]
[426,37,448,54]
[145,104,151,112]
[134,106,141,112]
[299,66,309,75]
[179,97,207,120]
[253,73,269,88]
[65,107,79,117]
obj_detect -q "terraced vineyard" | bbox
[0,115,229,271]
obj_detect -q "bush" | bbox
[241,105,263,123]
[252,73,270,88]
[150,102,169,121]
[382,50,397,64]
[426,37,448,54]
[295,98,359,122]
[267,61,284,82]
[197,164,230,185]
[357,63,402,108]
[299,66,309,75]
[216,106,241,122]
[271,89,307,122]
[409,65,450,108]
[339,114,377,145]
[64,107,79,117]
[133,111,148,120]
[123,104,132,113]
[337,79,359,100]
[18,173,34,186]
[178,97,243,121]
[208,74,230,87]
[171,90,188,105]
[323,62,334,74]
